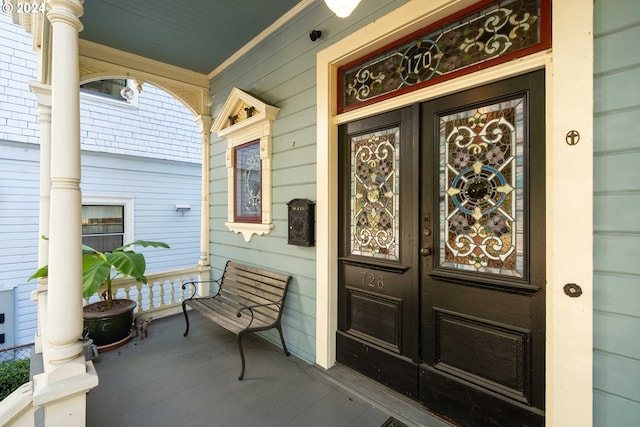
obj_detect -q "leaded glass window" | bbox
[340,0,548,111]
[234,140,261,222]
[439,97,525,277]
[350,127,400,260]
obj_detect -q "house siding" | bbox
[209,0,411,363]
[0,13,203,347]
[593,0,640,424]
[0,141,203,345]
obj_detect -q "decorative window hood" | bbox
[211,88,280,242]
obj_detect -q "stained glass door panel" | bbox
[350,127,400,260]
[420,71,546,426]
[439,98,525,277]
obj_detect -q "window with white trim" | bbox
[211,88,279,242]
[82,197,134,252]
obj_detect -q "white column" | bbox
[31,1,98,425]
[30,81,52,355]
[46,0,84,366]
[195,115,212,295]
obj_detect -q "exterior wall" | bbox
[210,1,597,425]
[209,0,411,363]
[0,12,202,347]
[593,0,640,424]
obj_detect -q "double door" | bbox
[337,71,546,426]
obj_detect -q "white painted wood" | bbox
[46,0,85,362]
[0,382,36,427]
[548,1,593,425]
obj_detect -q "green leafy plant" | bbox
[30,240,169,310]
[0,358,30,401]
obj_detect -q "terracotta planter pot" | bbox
[83,299,136,348]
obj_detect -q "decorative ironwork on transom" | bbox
[351,127,400,260]
[339,0,550,112]
[439,97,525,277]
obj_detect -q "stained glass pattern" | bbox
[341,0,542,110]
[439,98,525,277]
[351,127,400,260]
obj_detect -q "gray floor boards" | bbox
[86,313,452,427]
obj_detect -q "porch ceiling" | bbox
[79,0,304,75]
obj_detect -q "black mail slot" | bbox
[287,199,315,247]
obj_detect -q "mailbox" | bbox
[287,199,315,247]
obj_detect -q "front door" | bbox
[337,70,545,426]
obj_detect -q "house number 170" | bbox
[361,271,385,289]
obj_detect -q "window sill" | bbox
[225,222,273,242]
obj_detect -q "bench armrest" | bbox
[181,278,222,300]
[237,301,282,327]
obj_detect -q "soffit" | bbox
[79,0,304,75]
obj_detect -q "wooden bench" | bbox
[181,261,292,380]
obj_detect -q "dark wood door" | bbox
[337,106,421,399]
[338,70,545,426]
[419,71,546,426]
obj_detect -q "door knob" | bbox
[420,247,432,256]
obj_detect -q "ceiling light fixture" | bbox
[324,0,362,18]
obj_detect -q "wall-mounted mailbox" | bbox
[287,199,315,247]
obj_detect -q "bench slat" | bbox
[223,270,287,295]
[226,262,290,286]
[217,292,280,323]
[221,281,283,307]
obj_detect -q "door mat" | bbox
[381,416,409,427]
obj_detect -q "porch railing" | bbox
[84,265,210,319]
[0,265,209,427]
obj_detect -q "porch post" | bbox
[30,82,52,355]
[31,0,98,424]
[195,115,212,295]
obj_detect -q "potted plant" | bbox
[30,239,169,349]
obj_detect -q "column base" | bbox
[33,360,99,407]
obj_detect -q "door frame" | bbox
[315,1,593,426]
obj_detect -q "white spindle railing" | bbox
[84,265,209,319]
[0,267,208,427]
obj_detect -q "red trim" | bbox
[337,0,552,114]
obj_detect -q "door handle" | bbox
[420,247,432,257]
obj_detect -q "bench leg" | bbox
[237,332,246,381]
[277,325,291,357]
[182,301,190,337]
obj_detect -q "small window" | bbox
[82,205,125,253]
[234,140,262,223]
[80,79,137,104]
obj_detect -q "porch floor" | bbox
[86,313,453,427]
